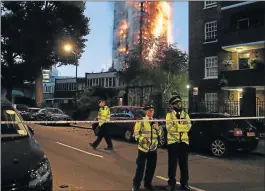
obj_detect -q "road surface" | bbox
[31,125,265,191]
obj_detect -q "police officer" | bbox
[90,99,113,150]
[166,94,192,191]
[132,104,162,191]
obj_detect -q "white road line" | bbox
[195,155,214,160]
[56,142,104,159]
[156,176,206,191]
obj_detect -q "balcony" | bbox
[219,68,265,87]
[220,26,265,48]
[221,1,261,11]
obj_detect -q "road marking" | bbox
[56,142,104,159]
[156,176,206,191]
[195,155,214,160]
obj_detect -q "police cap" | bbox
[143,104,155,111]
[169,94,182,105]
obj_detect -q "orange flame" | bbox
[147,1,172,61]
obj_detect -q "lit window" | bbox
[205,56,218,79]
[204,1,217,9]
[205,21,217,42]
[205,93,218,112]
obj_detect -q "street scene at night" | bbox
[1,1,265,191]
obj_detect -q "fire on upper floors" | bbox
[189,1,265,117]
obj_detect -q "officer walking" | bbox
[166,94,192,191]
[132,104,162,191]
[90,99,113,150]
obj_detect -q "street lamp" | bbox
[63,43,78,108]
[186,85,190,89]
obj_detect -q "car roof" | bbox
[111,106,143,109]
[190,112,229,118]
[42,107,59,109]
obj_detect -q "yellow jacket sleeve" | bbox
[166,113,176,132]
[133,122,144,142]
[177,113,192,133]
[106,107,110,121]
[157,125,162,137]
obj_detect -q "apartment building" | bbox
[85,71,120,89]
[189,1,265,117]
[53,78,86,105]
[112,1,172,70]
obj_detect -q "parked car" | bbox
[92,106,167,147]
[189,113,259,157]
[28,107,41,121]
[1,98,53,191]
[13,104,31,120]
[32,107,71,125]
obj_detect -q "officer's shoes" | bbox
[179,185,192,191]
[144,184,154,190]
[166,185,175,191]
[132,187,140,191]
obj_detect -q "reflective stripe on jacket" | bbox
[166,110,191,145]
[98,106,110,126]
[133,117,162,153]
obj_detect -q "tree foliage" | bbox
[120,38,189,96]
[1,1,90,101]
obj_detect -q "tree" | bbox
[1,5,29,100]
[120,38,189,111]
[1,1,90,105]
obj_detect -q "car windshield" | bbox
[51,109,64,114]
[1,106,28,137]
[134,108,145,118]
[16,105,28,112]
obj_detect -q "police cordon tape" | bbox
[1,116,265,124]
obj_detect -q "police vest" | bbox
[166,110,191,145]
[133,117,162,153]
[98,106,110,126]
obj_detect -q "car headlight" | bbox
[29,157,52,187]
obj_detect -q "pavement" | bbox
[30,124,265,191]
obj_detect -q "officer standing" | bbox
[90,99,113,150]
[166,94,192,191]
[132,104,162,191]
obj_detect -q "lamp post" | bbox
[64,44,78,108]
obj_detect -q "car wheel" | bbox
[211,139,228,157]
[124,130,133,142]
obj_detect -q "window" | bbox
[89,79,92,87]
[105,78,109,88]
[100,78,104,87]
[109,78,113,87]
[1,107,28,136]
[204,1,217,9]
[205,57,218,79]
[205,93,218,112]
[113,77,116,87]
[205,21,217,42]
[237,18,249,29]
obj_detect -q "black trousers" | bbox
[92,124,113,148]
[167,142,189,187]
[133,150,157,188]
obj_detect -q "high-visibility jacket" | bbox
[98,106,110,126]
[133,116,162,153]
[166,110,191,145]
